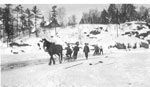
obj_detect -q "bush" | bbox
[140,42,149,48]
[90,30,100,35]
[115,43,126,49]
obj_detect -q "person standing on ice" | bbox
[93,45,99,55]
[65,43,72,59]
[73,42,80,60]
[99,46,103,55]
[83,43,90,60]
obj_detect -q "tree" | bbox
[20,13,26,35]
[32,6,41,37]
[68,15,77,27]
[79,9,101,24]
[3,4,13,46]
[0,7,3,20]
[88,9,101,24]
[143,9,149,21]
[100,9,109,24]
[80,12,90,24]
[137,6,149,21]
[121,4,137,22]
[108,4,118,23]
[57,7,67,27]
[0,7,4,39]
[25,8,33,37]
[14,4,23,36]
[48,11,52,23]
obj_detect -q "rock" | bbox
[99,61,103,63]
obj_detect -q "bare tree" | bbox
[57,7,67,27]
[68,14,77,27]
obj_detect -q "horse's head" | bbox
[42,38,55,52]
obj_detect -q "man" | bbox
[65,43,72,59]
[83,43,90,60]
[73,42,80,60]
[99,46,103,55]
[93,45,99,55]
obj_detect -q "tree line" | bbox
[1,4,150,45]
[0,4,77,46]
[80,4,150,24]
[0,4,42,44]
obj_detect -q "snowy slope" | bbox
[1,21,150,65]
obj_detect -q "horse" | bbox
[42,38,63,65]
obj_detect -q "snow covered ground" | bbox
[1,49,150,87]
[1,22,150,87]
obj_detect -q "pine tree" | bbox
[32,6,41,37]
[14,5,23,36]
[25,8,34,37]
[107,4,118,24]
[3,4,13,46]
[121,4,137,22]
[100,9,109,24]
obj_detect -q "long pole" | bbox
[54,15,57,35]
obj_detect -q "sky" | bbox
[1,4,150,22]
[21,4,109,22]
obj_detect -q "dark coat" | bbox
[83,46,90,53]
[73,46,79,56]
[66,46,72,55]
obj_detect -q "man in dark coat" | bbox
[73,42,79,60]
[83,43,90,60]
[93,45,99,55]
[65,44,72,58]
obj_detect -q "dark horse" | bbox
[42,39,63,65]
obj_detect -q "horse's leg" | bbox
[51,55,55,65]
[49,54,55,65]
[58,53,62,64]
[58,52,63,64]
[60,51,63,63]
[49,55,52,65]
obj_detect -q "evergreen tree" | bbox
[25,8,34,37]
[143,9,149,21]
[108,4,118,23]
[3,4,13,46]
[121,4,137,22]
[32,6,41,37]
[100,9,109,24]
[14,4,23,36]
[20,13,26,35]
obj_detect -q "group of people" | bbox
[65,42,103,61]
[65,42,80,61]
[93,45,103,56]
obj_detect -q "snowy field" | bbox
[1,22,150,87]
[1,49,150,87]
